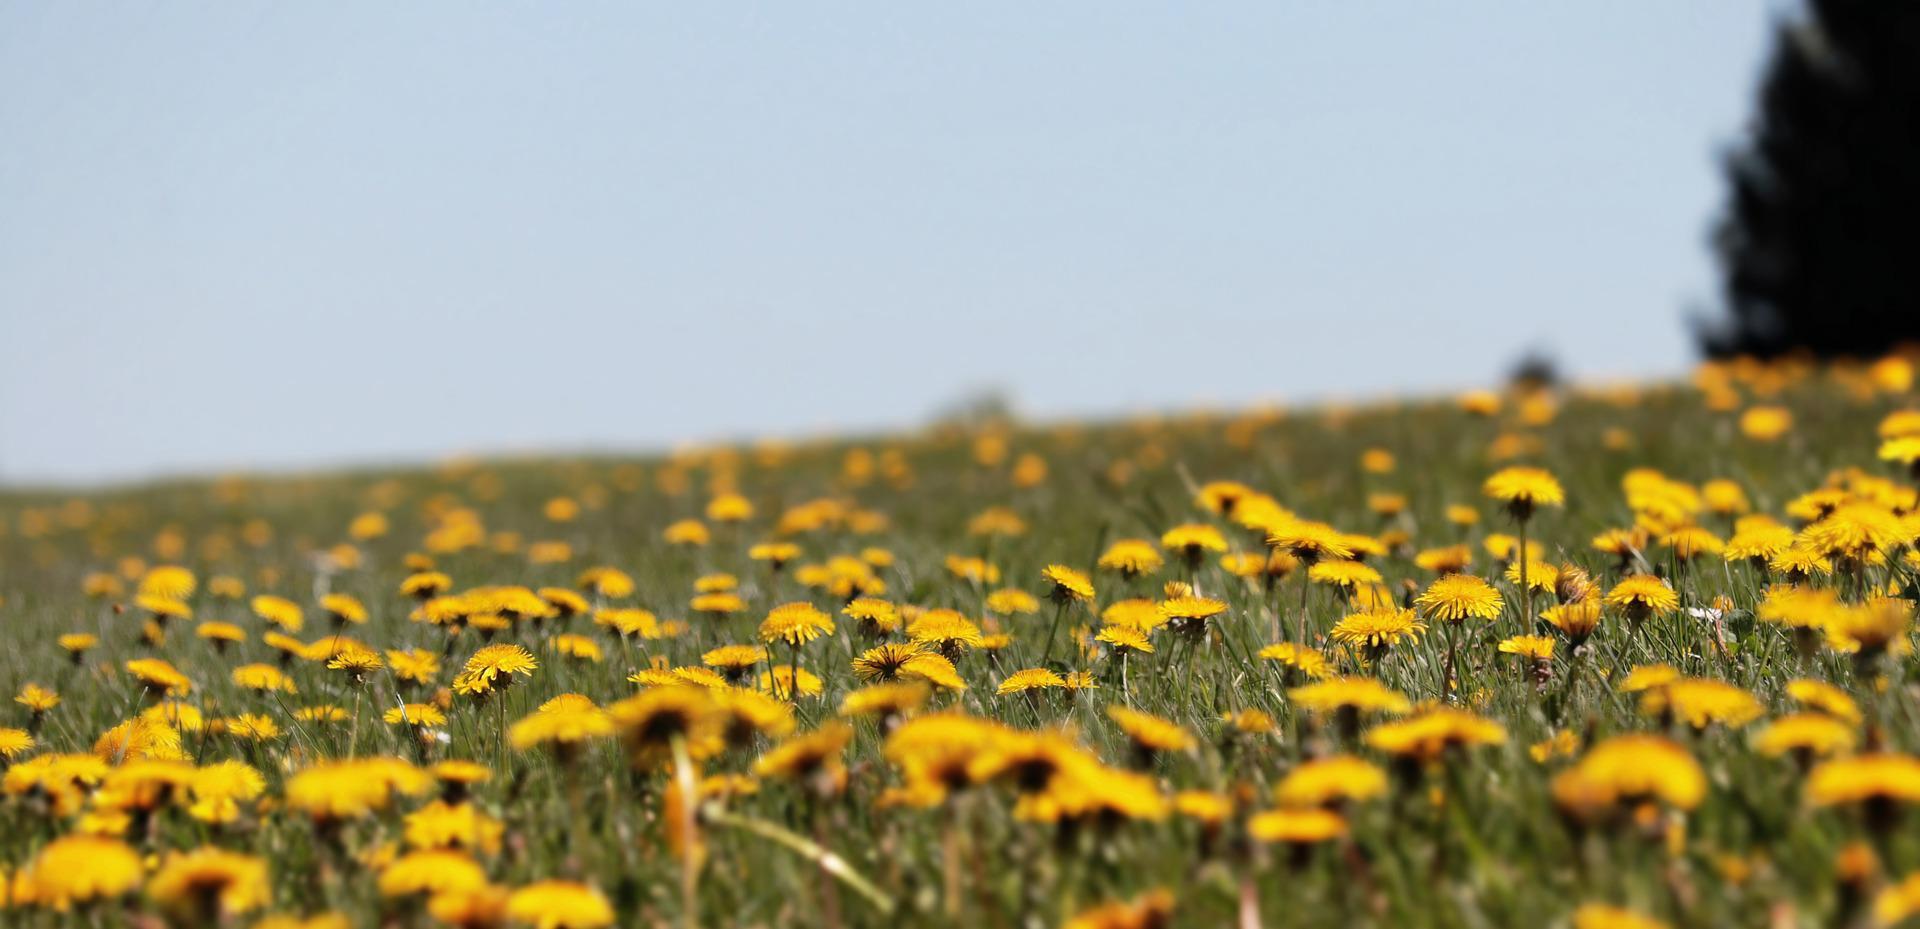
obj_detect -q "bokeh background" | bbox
[2,4,1774,483]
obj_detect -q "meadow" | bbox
[4,355,1920,929]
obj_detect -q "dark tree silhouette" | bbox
[1506,348,1561,392]
[1702,0,1920,358]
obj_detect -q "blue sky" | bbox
[1,3,1776,483]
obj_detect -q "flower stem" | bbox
[703,802,896,916]
[672,734,702,929]
[1039,600,1068,666]
[1518,519,1532,630]
[1296,570,1312,643]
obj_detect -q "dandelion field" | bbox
[6,357,1920,928]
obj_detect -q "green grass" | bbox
[2,364,1918,928]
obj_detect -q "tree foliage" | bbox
[1704,0,1920,358]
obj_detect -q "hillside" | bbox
[3,355,1920,928]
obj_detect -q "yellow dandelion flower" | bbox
[1825,597,1914,659]
[1266,519,1352,563]
[1639,678,1763,729]
[1107,705,1195,754]
[1308,559,1383,590]
[1541,600,1603,644]
[1096,625,1154,654]
[377,850,488,899]
[997,668,1066,695]
[251,595,305,632]
[1754,713,1856,759]
[147,847,270,918]
[754,721,854,782]
[1249,807,1347,844]
[1288,677,1411,717]
[124,658,192,697]
[1564,735,1706,811]
[1257,642,1331,680]
[1603,575,1680,621]
[1097,539,1164,578]
[759,602,836,647]
[15,683,60,713]
[1415,574,1504,622]
[1160,524,1228,558]
[838,682,931,719]
[1275,755,1387,807]
[1807,753,1920,809]
[1041,564,1095,603]
[27,835,144,908]
[843,597,901,634]
[1787,678,1862,724]
[0,728,34,760]
[453,645,537,696]
[1497,634,1556,662]
[1365,708,1506,761]
[1330,607,1425,653]
[907,609,984,653]
[1483,466,1566,518]
[1063,889,1174,929]
[1571,904,1671,929]
[504,880,615,929]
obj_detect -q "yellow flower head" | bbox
[838,682,931,719]
[1806,753,1920,808]
[1483,466,1566,518]
[1288,677,1411,717]
[1265,519,1352,563]
[509,705,614,751]
[1041,565,1095,604]
[124,658,192,697]
[1157,595,1228,627]
[1364,708,1506,762]
[996,668,1066,695]
[1603,575,1680,620]
[985,588,1039,616]
[320,593,368,625]
[1541,600,1603,643]
[754,722,854,782]
[907,609,984,652]
[146,847,270,918]
[1107,706,1196,754]
[1571,904,1671,929]
[1097,539,1164,578]
[1498,634,1556,662]
[15,682,61,713]
[27,835,144,908]
[759,602,836,647]
[505,880,615,929]
[1258,642,1331,680]
[377,850,487,899]
[1330,608,1426,653]
[1097,625,1154,654]
[1638,678,1763,729]
[1786,678,1862,724]
[251,595,305,632]
[1558,735,1706,812]
[1415,574,1504,622]
[1063,889,1175,929]
[1754,714,1857,759]
[1825,597,1914,658]
[1249,807,1347,844]
[843,597,902,634]
[453,644,538,696]
[1275,755,1387,807]
[1160,523,1228,556]
[1309,559,1383,590]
